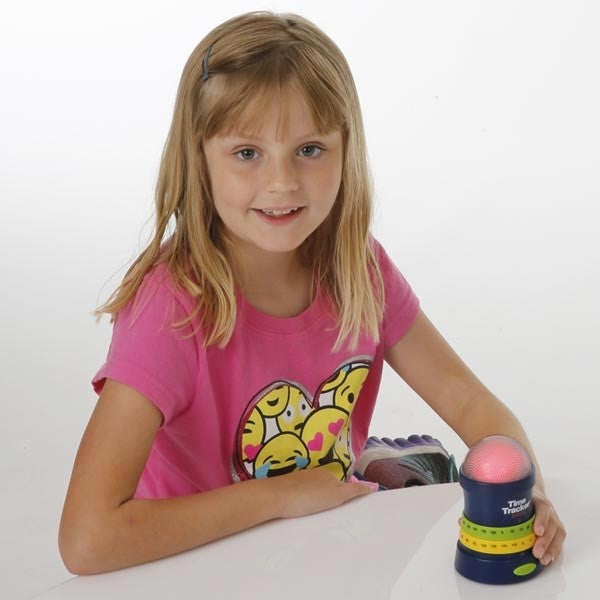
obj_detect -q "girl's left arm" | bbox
[384,308,566,565]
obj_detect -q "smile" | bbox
[253,207,305,224]
[260,207,302,216]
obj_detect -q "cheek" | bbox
[324,150,343,185]
[213,171,255,206]
[204,149,253,202]
[314,158,342,200]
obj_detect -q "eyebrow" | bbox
[225,131,333,142]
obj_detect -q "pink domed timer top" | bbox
[461,435,533,483]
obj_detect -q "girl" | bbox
[58,11,565,575]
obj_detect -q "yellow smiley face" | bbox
[301,406,348,468]
[276,387,313,435]
[256,384,291,417]
[253,433,310,478]
[333,366,369,413]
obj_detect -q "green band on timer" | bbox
[460,513,535,541]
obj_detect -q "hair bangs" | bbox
[201,50,345,143]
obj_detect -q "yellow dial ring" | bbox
[459,529,536,555]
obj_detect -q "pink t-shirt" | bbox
[91,235,420,499]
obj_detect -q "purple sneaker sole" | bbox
[355,434,459,488]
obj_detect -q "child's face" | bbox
[202,92,343,261]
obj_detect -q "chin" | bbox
[254,238,307,254]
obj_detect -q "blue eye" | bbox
[235,148,258,161]
[299,145,324,158]
[234,145,324,161]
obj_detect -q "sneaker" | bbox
[354,434,459,489]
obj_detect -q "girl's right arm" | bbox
[58,378,373,575]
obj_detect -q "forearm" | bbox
[69,477,282,575]
[455,389,546,493]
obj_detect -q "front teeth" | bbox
[261,207,299,216]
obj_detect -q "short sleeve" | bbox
[371,236,420,350]
[91,269,199,427]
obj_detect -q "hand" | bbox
[532,485,566,566]
[269,466,376,519]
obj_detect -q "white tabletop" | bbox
[31,478,592,600]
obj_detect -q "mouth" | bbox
[253,206,305,224]
[266,463,298,477]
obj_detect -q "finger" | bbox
[346,476,373,492]
[541,526,567,565]
[355,481,378,493]
[346,481,377,500]
[533,502,551,536]
[532,500,552,557]
[534,519,558,562]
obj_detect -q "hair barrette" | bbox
[201,43,214,81]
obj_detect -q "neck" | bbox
[226,240,310,294]
[238,261,314,303]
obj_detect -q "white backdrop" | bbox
[1,1,598,598]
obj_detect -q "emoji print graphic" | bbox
[232,358,372,483]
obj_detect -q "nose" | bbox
[265,155,300,193]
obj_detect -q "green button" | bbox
[514,563,537,577]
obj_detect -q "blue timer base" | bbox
[455,542,543,584]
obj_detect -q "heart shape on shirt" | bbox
[244,444,262,461]
[328,419,344,436]
[307,432,324,452]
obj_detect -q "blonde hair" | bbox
[92,10,385,353]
